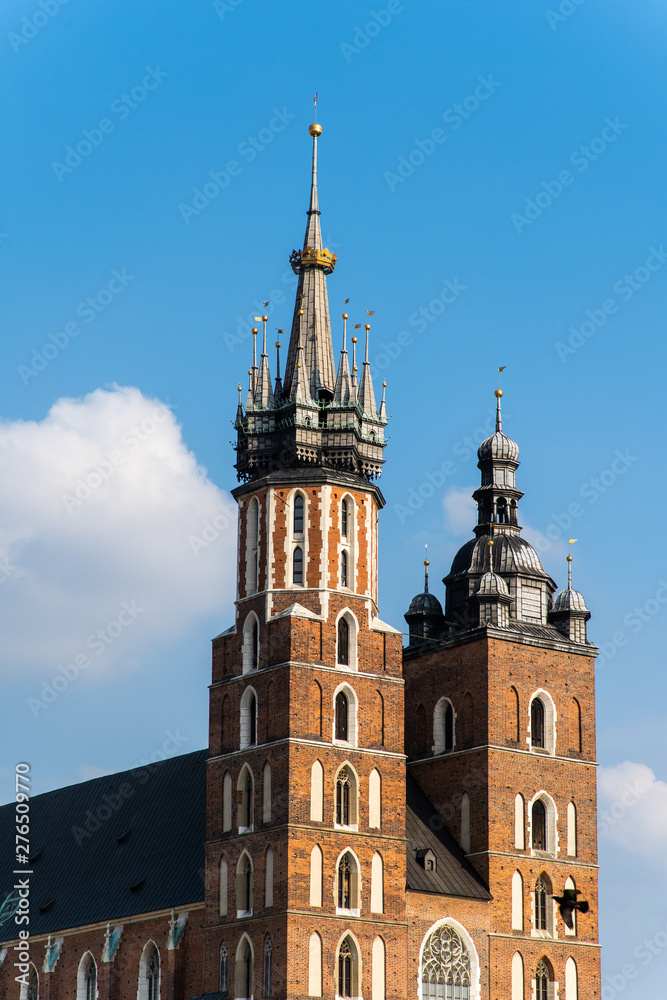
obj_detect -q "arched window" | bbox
[340,550,348,588]
[511,871,523,930]
[309,845,323,907]
[337,852,360,912]
[293,546,304,585]
[76,953,97,1000]
[308,933,322,997]
[293,494,304,534]
[460,793,471,853]
[263,762,272,824]
[219,855,228,916]
[434,698,455,754]
[420,924,472,1000]
[312,679,323,738]
[337,937,360,999]
[335,691,349,741]
[145,944,159,1000]
[377,691,385,746]
[236,937,253,1000]
[511,953,523,1000]
[246,498,259,595]
[514,794,525,850]
[535,959,552,1000]
[567,802,577,857]
[369,769,381,829]
[263,936,272,997]
[310,760,324,822]
[372,937,386,1000]
[341,498,349,538]
[236,853,254,915]
[265,847,274,908]
[531,698,545,748]
[508,686,520,742]
[27,964,39,1000]
[534,875,551,932]
[240,688,258,749]
[222,771,232,832]
[242,614,260,674]
[370,852,384,913]
[565,957,578,1000]
[338,618,349,666]
[532,799,546,852]
[569,698,582,752]
[335,764,358,826]
[564,876,577,935]
[238,765,254,832]
[220,942,228,993]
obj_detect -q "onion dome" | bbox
[405,553,445,647]
[552,587,588,613]
[475,570,510,597]
[549,553,591,644]
[477,389,519,462]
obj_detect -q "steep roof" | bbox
[0,749,207,942]
[405,774,491,900]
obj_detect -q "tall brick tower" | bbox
[204,115,407,1000]
[404,389,600,1000]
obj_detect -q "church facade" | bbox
[0,119,600,1000]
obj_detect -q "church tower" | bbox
[204,117,407,1000]
[404,390,600,1000]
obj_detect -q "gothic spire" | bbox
[282,119,337,401]
[357,322,378,416]
[254,315,274,408]
[333,312,352,404]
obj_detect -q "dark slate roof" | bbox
[0,749,207,942]
[406,774,491,900]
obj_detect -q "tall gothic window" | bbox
[293,546,303,585]
[535,876,548,931]
[263,936,272,997]
[531,698,545,748]
[340,550,348,588]
[252,619,259,670]
[338,854,352,908]
[335,691,349,741]
[341,498,349,537]
[532,799,547,852]
[146,946,159,1000]
[85,958,96,1000]
[293,494,304,533]
[338,939,353,998]
[536,960,549,1000]
[444,703,454,752]
[220,943,228,993]
[336,767,351,825]
[420,924,471,1000]
[249,693,257,746]
[28,965,39,1000]
[337,619,349,666]
[243,942,253,1000]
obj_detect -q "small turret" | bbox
[405,551,445,646]
[549,549,591,643]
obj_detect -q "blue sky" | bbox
[1,0,666,993]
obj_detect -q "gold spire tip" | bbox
[261,314,268,322]
[364,323,371,330]
[351,336,357,343]
[495,388,503,398]
[567,555,573,562]
[275,341,281,348]
[309,123,322,137]
[342,312,348,320]
[424,559,430,567]
[252,327,258,335]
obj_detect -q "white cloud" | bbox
[0,386,237,676]
[443,486,476,536]
[598,761,667,862]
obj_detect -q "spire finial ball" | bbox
[364,323,370,330]
[275,341,281,349]
[567,555,573,562]
[262,314,268,322]
[351,336,357,343]
[309,123,323,137]
[252,327,258,335]
[342,312,348,320]
[495,388,503,398]
[424,559,430,567]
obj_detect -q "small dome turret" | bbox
[405,552,445,647]
[548,552,591,644]
[475,570,510,597]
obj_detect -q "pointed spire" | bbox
[246,366,254,410]
[424,545,430,593]
[236,383,244,422]
[379,379,387,421]
[357,322,378,415]
[334,312,352,403]
[255,314,274,408]
[495,388,503,431]
[274,333,284,396]
[350,334,358,401]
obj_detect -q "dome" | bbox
[477,430,519,462]
[553,587,588,612]
[407,591,444,616]
[449,532,546,579]
[476,571,510,597]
